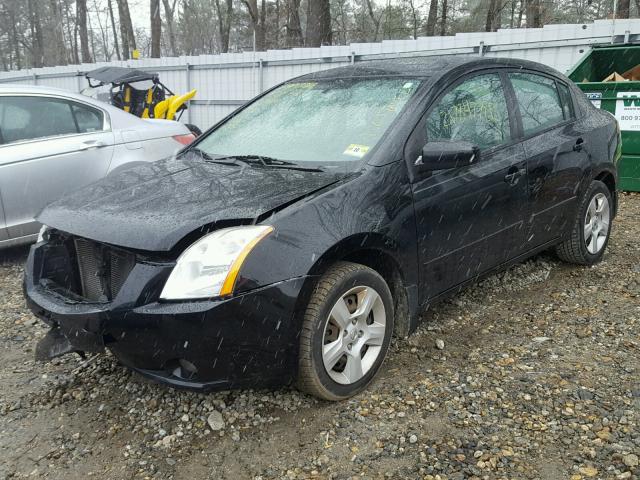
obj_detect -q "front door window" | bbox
[426,73,511,149]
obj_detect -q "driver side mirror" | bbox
[415,141,480,172]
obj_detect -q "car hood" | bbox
[38,154,347,252]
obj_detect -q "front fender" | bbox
[235,163,419,310]
[236,162,418,292]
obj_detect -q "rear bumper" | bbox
[24,243,309,391]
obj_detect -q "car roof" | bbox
[0,84,116,109]
[294,56,563,81]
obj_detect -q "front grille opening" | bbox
[74,238,136,302]
[40,240,82,297]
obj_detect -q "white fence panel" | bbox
[2,19,640,129]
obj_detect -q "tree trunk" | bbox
[117,0,137,58]
[509,0,515,28]
[259,0,267,49]
[76,0,92,63]
[74,12,80,62]
[63,0,80,63]
[150,0,161,57]
[306,0,332,46]
[117,4,130,59]
[49,0,68,65]
[162,0,178,56]
[425,0,437,36]
[485,0,501,31]
[408,0,418,39]
[108,0,121,60]
[92,0,109,61]
[274,0,280,46]
[88,12,98,61]
[440,0,448,36]
[363,0,380,42]
[618,0,631,18]
[214,0,233,53]
[517,0,524,27]
[525,0,542,27]
[286,0,303,47]
[9,8,22,69]
[243,0,266,51]
[27,0,44,67]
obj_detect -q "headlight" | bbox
[37,225,49,243]
[160,225,273,300]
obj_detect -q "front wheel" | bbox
[556,180,613,265]
[297,262,394,401]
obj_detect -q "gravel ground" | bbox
[0,192,638,480]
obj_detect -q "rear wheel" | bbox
[556,180,612,265]
[297,262,394,401]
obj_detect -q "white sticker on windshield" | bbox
[403,82,414,89]
[343,144,370,158]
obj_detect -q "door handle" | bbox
[504,166,526,185]
[78,140,108,151]
[573,138,585,152]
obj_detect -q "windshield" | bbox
[195,78,421,167]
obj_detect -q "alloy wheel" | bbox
[584,192,610,255]
[321,285,387,385]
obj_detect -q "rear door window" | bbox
[509,73,565,135]
[71,103,104,133]
[426,73,511,150]
[557,82,575,120]
[0,96,77,144]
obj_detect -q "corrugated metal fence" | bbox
[1,19,639,130]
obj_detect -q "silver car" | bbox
[0,85,195,249]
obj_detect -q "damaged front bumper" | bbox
[24,242,309,391]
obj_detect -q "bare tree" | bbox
[306,0,332,46]
[525,0,543,27]
[405,0,419,39]
[108,0,121,60]
[49,0,68,65]
[27,0,44,67]
[151,0,161,57]
[425,0,437,36]
[486,0,508,31]
[286,0,303,46]
[440,0,448,35]
[214,0,233,53]
[92,0,111,61]
[162,0,179,56]
[618,0,631,17]
[332,0,350,45]
[3,1,23,69]
[117,0,136,59]
[76,0,92,62]
[364,0,382,41]
[243,0,267,51]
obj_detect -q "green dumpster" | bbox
[568,44,640,191]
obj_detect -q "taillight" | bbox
[173,133,196,146]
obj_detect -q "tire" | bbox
[555,180,613,265]
[297,261,394,401]
[185,123,202,136]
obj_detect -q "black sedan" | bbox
[25,56,620,400]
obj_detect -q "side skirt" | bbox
[413,237,561,332]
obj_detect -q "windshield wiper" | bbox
[210,154,324,172]
[187,148,239,166]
